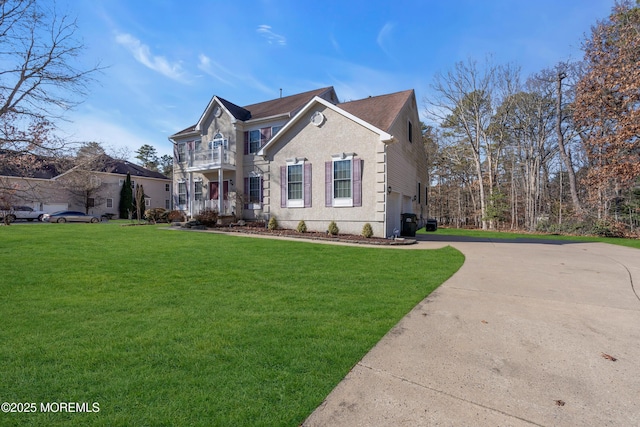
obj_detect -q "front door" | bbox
[209,181,229,201]
[210,180,229,213]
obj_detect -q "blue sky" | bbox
[58,0,615,160]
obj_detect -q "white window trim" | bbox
[177,181,187,206]
[248,130,261,154]
[194,180,203,201]
[331,154,354,207]
[286,159,305,208]
[248,176,261,209]
[210,132,228,149]
[177,142,186,163]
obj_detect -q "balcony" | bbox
[184,145,236,172]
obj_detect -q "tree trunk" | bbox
[556,72,582,216]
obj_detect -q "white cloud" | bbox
[197,54,233,86]
[376,22,396,59]
[329,33,342,55]
[115,32,187,83]
[256,25,287,46]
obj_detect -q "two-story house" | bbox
[170,86,428,238]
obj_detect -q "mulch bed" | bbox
[175,222,415,245]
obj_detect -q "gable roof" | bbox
[217,97,251,121]
[53,155,169,180]
[170,87,337,139]
[258,94,399,155]
[241,87,336,121]
[338,90,414,132]
[97,157,169,179]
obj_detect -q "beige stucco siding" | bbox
[173,103,239,216]
[265,105,386,237]
[385,96,429,234]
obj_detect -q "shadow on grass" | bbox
[415,233,585,245]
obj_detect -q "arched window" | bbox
[210,132,228,149]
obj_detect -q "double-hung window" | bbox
[177,142,186,163]
[248,176,262,204]
[244,127,272,154]
[333,159,352,201]
[287,163,303,208]
[178,182,187,205]
[194,181,203,201]
[248,130,261,154]
[244,175,263,209]
[281,160,311,208]
[325,155,362,207]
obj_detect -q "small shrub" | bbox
[145,208,168,224]
[167,210,187,222]
[362,223,373,238]
[327,221,339,235]
[194,208,219,227]
[268,216,278,230]
[296,220,307,233]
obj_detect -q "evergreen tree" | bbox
[119,172,133,219]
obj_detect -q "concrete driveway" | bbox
[303,236,640,426]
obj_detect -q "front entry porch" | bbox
[191,168,235,218]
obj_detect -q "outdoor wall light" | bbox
[229,179,233,186]
[387,186,392,194]
[413,195,417,201]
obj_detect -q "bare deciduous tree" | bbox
[0,0,100,154]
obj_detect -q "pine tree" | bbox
[119,172,133,219]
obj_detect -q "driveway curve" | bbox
[304,237,640,426]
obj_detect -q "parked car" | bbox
[0,206,47,222]
[42,211,101,223]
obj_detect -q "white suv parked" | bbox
[1,206,47,222]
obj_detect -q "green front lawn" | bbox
[0,223,463,426]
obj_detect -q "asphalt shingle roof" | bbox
[338,90,414,132]
[241,87,334,120]
[171,87,335,138]
[97,157,169,179]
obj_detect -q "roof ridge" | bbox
[241,86,334,109]
[338,89,413,105]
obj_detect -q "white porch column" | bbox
[188,172,193,217]
[217,169,222,213]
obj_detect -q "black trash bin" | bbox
[425,218,438,232]
[400,213,418,237]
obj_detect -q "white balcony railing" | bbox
[187,145,235,170]
[192,199,233,216]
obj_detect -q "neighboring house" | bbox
[170,86,428,238]
[0,153,171,218]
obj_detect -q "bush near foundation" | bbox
[168,210,187,222]
[327,221,339,235]
[268,217,278,230]
[194,208,219,227]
